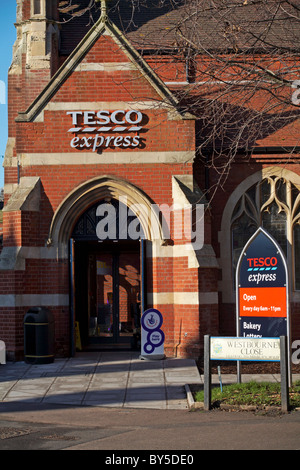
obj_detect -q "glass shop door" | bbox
[88,251,141,345]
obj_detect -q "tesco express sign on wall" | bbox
[67,110,144,151]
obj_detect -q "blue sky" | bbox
[0,3,17,188]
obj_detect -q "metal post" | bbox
[69,238,76,357]
[217,366,223,393]
[204,335,211,411]
[280,336,289,412]
[237,360,241,383]
[140,238,146,315]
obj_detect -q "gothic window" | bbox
[231,175,300,290]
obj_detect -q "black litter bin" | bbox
[24,307,55,364]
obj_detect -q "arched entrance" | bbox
[71,198,144,350]
[47,176,165,354]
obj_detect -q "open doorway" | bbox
[72,240,142,349]
[69,199,145,352]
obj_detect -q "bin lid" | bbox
[24,307,54,324]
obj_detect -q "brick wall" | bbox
[5,4,299,362]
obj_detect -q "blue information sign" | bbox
[140,308,165,359]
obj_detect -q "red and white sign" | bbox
[236,227,289,339]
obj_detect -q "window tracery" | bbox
[231,175,300,290]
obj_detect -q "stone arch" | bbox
[48,175,165,258]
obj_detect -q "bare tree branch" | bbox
[56,0,300,198]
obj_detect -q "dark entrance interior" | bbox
[69,199,145,351]
[73,240,141,349]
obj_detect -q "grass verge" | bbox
[194,380,300,408]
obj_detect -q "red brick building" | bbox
[1,0,299,361]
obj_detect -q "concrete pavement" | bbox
[0,351,199,409]
[1,351,299,410]
[1,352,300,450]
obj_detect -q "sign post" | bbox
[140,308,165,360]
[280,335,290,412]
[204,335,212,411]
[235,227,290,383]
[205,335,290,411]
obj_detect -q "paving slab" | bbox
[0,352,199,409]
[1,352,297,410]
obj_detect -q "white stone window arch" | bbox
[219,167,300,303]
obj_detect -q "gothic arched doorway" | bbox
[70,198,145,351]
[48,175,166,354]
